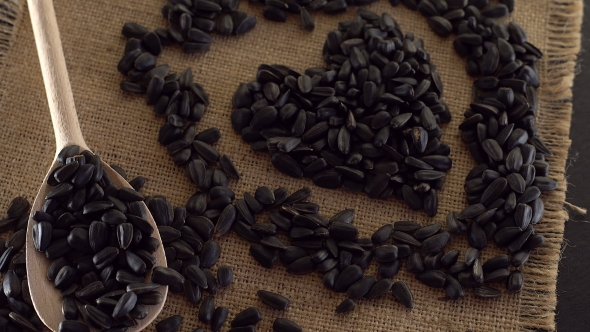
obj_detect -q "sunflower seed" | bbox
[428,16,453,37]
[211,306,229,332]
[3,270,20,298]
[364,278,393,299]
[446,212,467,234]
[421,232,450,253]
[371,224,393,244]
[458,203,486,220]
[485,268,511,283]
[152,266,184,285]
[198,296,215,323]
[413,223,442,240]
[84,305,112,329]
[250,244,277,268]
[216,265,233,288]
[405,251,424,273]
[444,274,465,300]
[136,290,163,305]
[474,285,502,298]
[111,291,138,318]
[214,204,237,237]
[374,245,398,263]
[156,315,183,332]
[346,276,376,299]
[335,298,356,313]
[333,264,363,292]
[416,270,446,288]
[9,311,38,331]
[272,318,302,332]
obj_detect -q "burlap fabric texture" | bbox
[0,0,582,330]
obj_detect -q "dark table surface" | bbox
[556,4,590,332]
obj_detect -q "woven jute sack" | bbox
[0,0,582,330]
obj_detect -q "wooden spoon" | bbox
[24,0,167,331]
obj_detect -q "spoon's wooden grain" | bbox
[25,0,167,330]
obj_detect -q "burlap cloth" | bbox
[0,0,582,331]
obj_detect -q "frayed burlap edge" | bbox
[517,0,583,331]
[0,0,21,63]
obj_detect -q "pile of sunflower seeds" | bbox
[155,306,302,332]
[118,21,243,192]
[231,10,452,216]
[111,0,554,328]
[127,0,257,55]
[389,0,555,297]
[230,184,530,313]
[250,0,379,31]
[391,0,554,259]
[28,146,166,331]
[143,166,305,331]
[118,12,306,332]
[0,197,48,331]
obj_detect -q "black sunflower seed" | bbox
[416,270,446,288]
[329,222,359,241]
[335,298,356,313]
[371,224,392,244]
[254,186,275,205]
[152,266,184,285]
[112,291,137,318]
[9,311,38,331]
[506,270,524,292]
[428,16,453,37]
[200,240,221,268]
[257,290,290,310]
[231,307,262,328]
[136,290,163,305]
[216,265,233,288]
[389,281,414,308]
[474,285,502,298]
[215,204,237,237]
[468,222,487,250]
[407,252,425,273]
[413,223,442,240]
[199,296,215,323]
[333,264,363,292]
[250,244,277,268]
[444,274,465,300]
[3,270,20,298]
[421,232,450,253]
[347,276,376,300]
[374,245,398,262]
[156,315,183,332]
[364,278,393,299]
[273,318,302,332]
[325,208,354,224]
[33,221,52,252]
[271,153,304,178]
[211,306,229,332]
[287,256,314,275]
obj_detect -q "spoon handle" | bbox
[28,0,89,155]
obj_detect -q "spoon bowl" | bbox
[24,0,167,330]
[26,158,168,332]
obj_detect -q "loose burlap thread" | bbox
[0,0,582,331]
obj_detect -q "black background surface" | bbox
[556,4,590,332]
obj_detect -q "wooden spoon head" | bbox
[26,159,168,332]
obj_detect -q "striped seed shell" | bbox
[257,290,290,310]
[392,281,414,308]
[335,298,356,313]
[347,276,376,299]
[273,318,302,332]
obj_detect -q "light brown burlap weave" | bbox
[0,0,582,330]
